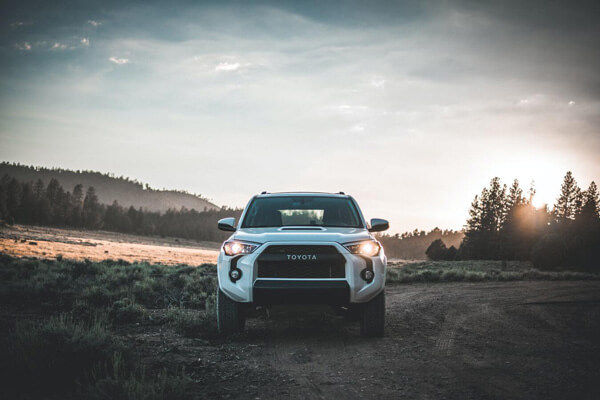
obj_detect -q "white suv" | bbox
[216,192,389,337]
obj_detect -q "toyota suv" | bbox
[216,192,389,337]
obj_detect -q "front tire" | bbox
[360,290,385,337]
[217,289,246,336]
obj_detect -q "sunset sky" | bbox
[1,0,599,233]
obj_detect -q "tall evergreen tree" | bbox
[554,171,582,222]
[506,179,524,210]
[500,180,525,259]
[33,179,45,199]
[6,178,22,217]
[479,178,507,233]
[0,174,10,219]
[82,186,102,229]
[70,184,84,226]
[460,178,506,259]
[72,184,84,205]
[581,181,599,219]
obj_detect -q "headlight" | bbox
[223,240,259,256]
[344,240,381,257]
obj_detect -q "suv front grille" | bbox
[256,245,345,279]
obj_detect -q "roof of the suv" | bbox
[256,191,349,198]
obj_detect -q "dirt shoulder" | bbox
[122,280,600,399]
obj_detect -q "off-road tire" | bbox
[217,289,246,336]
[360,290,385,337]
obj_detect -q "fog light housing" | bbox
[229,268,242,281]
[361,268,374,283]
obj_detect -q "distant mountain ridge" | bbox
[0,162,219,213]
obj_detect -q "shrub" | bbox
[83,353,189,400]
[83,285,116,307]
[167,306,217,339]
[109,298,147,325]
[0,315,123,397]
[72,300,109,324]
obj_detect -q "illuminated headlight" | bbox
[344,240,381,257]
[223,240,259,256]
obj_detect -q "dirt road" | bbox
[170,281,600,399]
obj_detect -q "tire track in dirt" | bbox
[435,311,468,356]
[261,312,365,399]
[237,281,600,400]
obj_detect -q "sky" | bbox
[1,0,599,233]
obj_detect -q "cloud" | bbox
[215,61,241,72]
[109,57,129,65]
[88,20,101,27]
[50,42,67,50]
[326,105,370,116]
[15,42,31,51]
[80,38,89,46]
[370,77,385,88]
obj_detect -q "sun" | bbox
[530,193,550,210]
[494,152,562,211]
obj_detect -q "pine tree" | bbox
[70,184,84,226]
[83,186,103,229]
[500,180,523,259]
[479,178,507,232]
[506,179,524,210]
[6,178,22,216]
[33,179,45,199]
[581,181,599,219]
[466,194,482,233]
[554,171,582,221]
[426,239,448,260]
[72,184,84,205]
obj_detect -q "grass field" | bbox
[387,259,600,283]
[1,252,599,398]
[0,224,220,265]
[2,225,599,398]
[0,254,217,399]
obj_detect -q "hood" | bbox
[232,227,372,244]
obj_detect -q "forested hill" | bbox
[0,162,219,212]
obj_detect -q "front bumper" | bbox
[217,241,386,304]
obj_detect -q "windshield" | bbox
[241,196,363,228]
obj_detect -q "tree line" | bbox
[376,228,464,260]
[0,175,241,242]
[433,172,599,270]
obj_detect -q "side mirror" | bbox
[218,217,236,232]
[369,218,389,232]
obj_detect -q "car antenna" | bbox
[338,191,345,195]
[261,191,268,194]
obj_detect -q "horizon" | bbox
[1,1,599,233]
[1,160,592,236]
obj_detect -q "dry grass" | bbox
[387,259,600,283]
[0,224,219,265]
